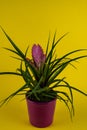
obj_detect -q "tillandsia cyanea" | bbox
[0,26,87,119]
[32,44,46,68]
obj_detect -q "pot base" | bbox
[30,119,53,128]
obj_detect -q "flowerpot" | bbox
[26,97,56,128]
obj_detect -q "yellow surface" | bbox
[0,0,87,130]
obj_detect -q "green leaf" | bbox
[49,49,87,75]
[47,77,66,86]
[53,32,69,50]
[32,76,43,92]
[0,84,28,107]
[10,56,23,61]
[0,72,21,76]
[36,86,49,93]
[49,31,56,62]
[56,90,74,116]
[25,45,29,57]
[62,80,74,115]
[41,93,56,99]
[18,62,34,89]
[70,86,87,96]
[45,33,69,83]
[33,92,40,101]
[46,32,50,55]
[47,55,87,85]
[44,32,57,82]
[1,27,40,81]
[1,27,26,59]
[57,95,72,119]
[48,63,68,85]
[56,84,87,96]
[52,49,87,68]
[25,62,37,86]
[46,32,69,62]
[3,47,19,55]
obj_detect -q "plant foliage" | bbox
[0,27,87,119]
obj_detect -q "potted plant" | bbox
[0,27,87,127]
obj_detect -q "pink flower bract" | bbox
[32,44,46,68]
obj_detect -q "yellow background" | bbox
[0,0,87,130]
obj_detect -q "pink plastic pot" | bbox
[26,97,56,128]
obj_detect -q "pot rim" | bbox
[26,95,57,105]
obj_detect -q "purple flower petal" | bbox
[32,44,46,68]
